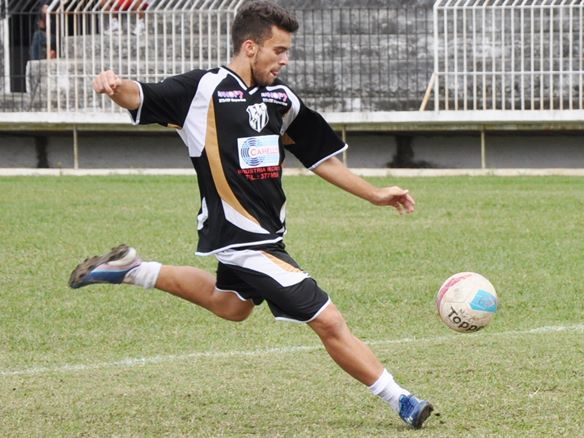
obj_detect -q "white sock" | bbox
[124,261,161,289]
[368,369,410,413]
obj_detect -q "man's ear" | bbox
[242,40,257,57]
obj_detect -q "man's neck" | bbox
[227,56,254,88]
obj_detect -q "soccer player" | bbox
[71,0,433,429]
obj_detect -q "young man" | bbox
[70,0,433,429]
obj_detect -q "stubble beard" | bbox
[251,70,274,87]
[250,58,278,87]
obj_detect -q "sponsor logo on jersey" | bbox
[261,91,289,106]
[237,135,280,169]
[217,90,246,103]
[246,103,269,132]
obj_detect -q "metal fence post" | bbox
[1,0,9,93]
[73,125,79,170]
[480,127,486,170]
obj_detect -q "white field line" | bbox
[1,323,582,378]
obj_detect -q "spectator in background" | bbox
[100,0,149,35]
[30,1,56,60]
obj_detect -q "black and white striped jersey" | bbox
[130,66,347,255]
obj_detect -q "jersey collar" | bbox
[221,66,259,94]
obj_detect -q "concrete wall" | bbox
[2,131,583,169]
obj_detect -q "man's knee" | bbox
[309,303,348,338]
[212,292,254,322]
[221,304,253,322]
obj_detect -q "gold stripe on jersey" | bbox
[282,133,295,145]
[262,251,304,273]
[205,99,260,226]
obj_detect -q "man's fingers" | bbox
[393,193,415,214]
[93,71,120,95]
[101,76,117,96]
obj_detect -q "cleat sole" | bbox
[68,244,131,289]
[412,402,434,429]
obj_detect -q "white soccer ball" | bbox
[436,272,498,333]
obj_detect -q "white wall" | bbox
[1,131,583,169]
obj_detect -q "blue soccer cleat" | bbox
[398,394,434,429]
[69,244,142,289]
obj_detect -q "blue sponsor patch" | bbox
[470,290,498,313]
[237,135,280,169]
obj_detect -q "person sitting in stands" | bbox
[99,0,149,35]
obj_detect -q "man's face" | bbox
[250,26,292,87]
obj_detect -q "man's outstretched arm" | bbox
[93,70,141,110]
[312,156,416,214]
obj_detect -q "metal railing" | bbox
[432,0,584,111]
[45,0,243,113]
[4,1,583,116]
[1,1,434,114]
[0,0,244,113]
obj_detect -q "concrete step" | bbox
[61,34,227,61]
[28,57,433,89]
[22,56,433,112]
[24,58,202,111]
[284,58,433,93]
[27,58,202,81]
[294,7,432,36]
[0,92,47,112]
[61,31,432,63]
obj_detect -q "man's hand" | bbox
[312,156,416,214]
[92,70,140,110]
[93,70,123,96]
[370,186,416,214]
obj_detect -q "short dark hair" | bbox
[231,1,299,53]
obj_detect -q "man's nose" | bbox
[279,52,289,65]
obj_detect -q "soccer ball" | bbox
[436,272,498,332]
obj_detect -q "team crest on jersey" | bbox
[246,103,269,133]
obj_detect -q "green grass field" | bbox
[1,175,583,436]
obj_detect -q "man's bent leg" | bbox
[309,303,433,428]
[308,303,383,385]
[156,265,254,322]
[69,245,253,322]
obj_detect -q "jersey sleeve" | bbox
[129,70,205,128]
[283,102,347,170]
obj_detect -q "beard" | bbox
[251,71,274,87]
[250,61,277,87]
